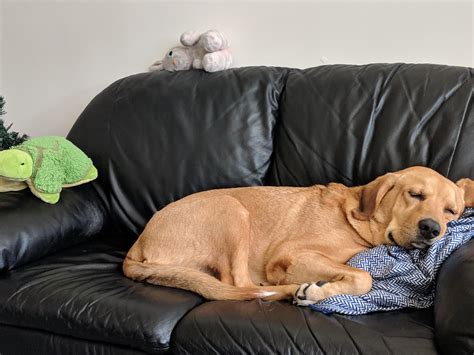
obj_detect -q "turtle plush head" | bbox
[0,149,33,180]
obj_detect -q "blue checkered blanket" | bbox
[310,208,474,315]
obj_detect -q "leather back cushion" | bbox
[69,64,472,235]
[68,68,287,235]
[267,64,473,187]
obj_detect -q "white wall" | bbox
[0,0,472,137]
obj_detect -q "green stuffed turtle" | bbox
[0,136,98,204]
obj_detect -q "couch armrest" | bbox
[0,184,107,272]
[434,239,474,354]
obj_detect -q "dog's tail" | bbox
[123,257,291,301]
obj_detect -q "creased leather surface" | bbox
[267,64,473,187]
[0,236,203,353]
[172,300,437,354]
[435,240,474,354]
[68,67,287,236]
[0,323,146,355]
[0,184,106,271]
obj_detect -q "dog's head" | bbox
[352,166,473,249]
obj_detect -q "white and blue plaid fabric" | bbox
[310,208,474,315]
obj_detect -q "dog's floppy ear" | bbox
[352,173,398,221]
[456,178,474,207]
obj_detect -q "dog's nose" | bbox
[418,219,441,239]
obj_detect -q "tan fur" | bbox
[456,178,474,207]
[123,166,474,303]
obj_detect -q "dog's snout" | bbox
[418,219,440,239]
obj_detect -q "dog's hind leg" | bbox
[228,215,256,288]
[123,257,298,301]
[123,194,284,299]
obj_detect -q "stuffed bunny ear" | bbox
[149,60,164,71]
[180,30,201,47]
[456,178,474,207]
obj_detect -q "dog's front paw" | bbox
[293,282,325,306]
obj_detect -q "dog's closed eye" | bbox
[409,191,425,201]
[444,208,456,215]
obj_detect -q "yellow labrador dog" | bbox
[123,166,474,305]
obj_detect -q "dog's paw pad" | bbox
[293,282,323,306]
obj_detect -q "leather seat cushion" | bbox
[171,299,438,354]
[0,323,145,355]
[0,236,203,353]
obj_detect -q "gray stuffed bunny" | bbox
[150,30,232,73]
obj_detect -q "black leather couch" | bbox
[0,64,473,354]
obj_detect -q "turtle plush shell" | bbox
[13,136,98,203]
